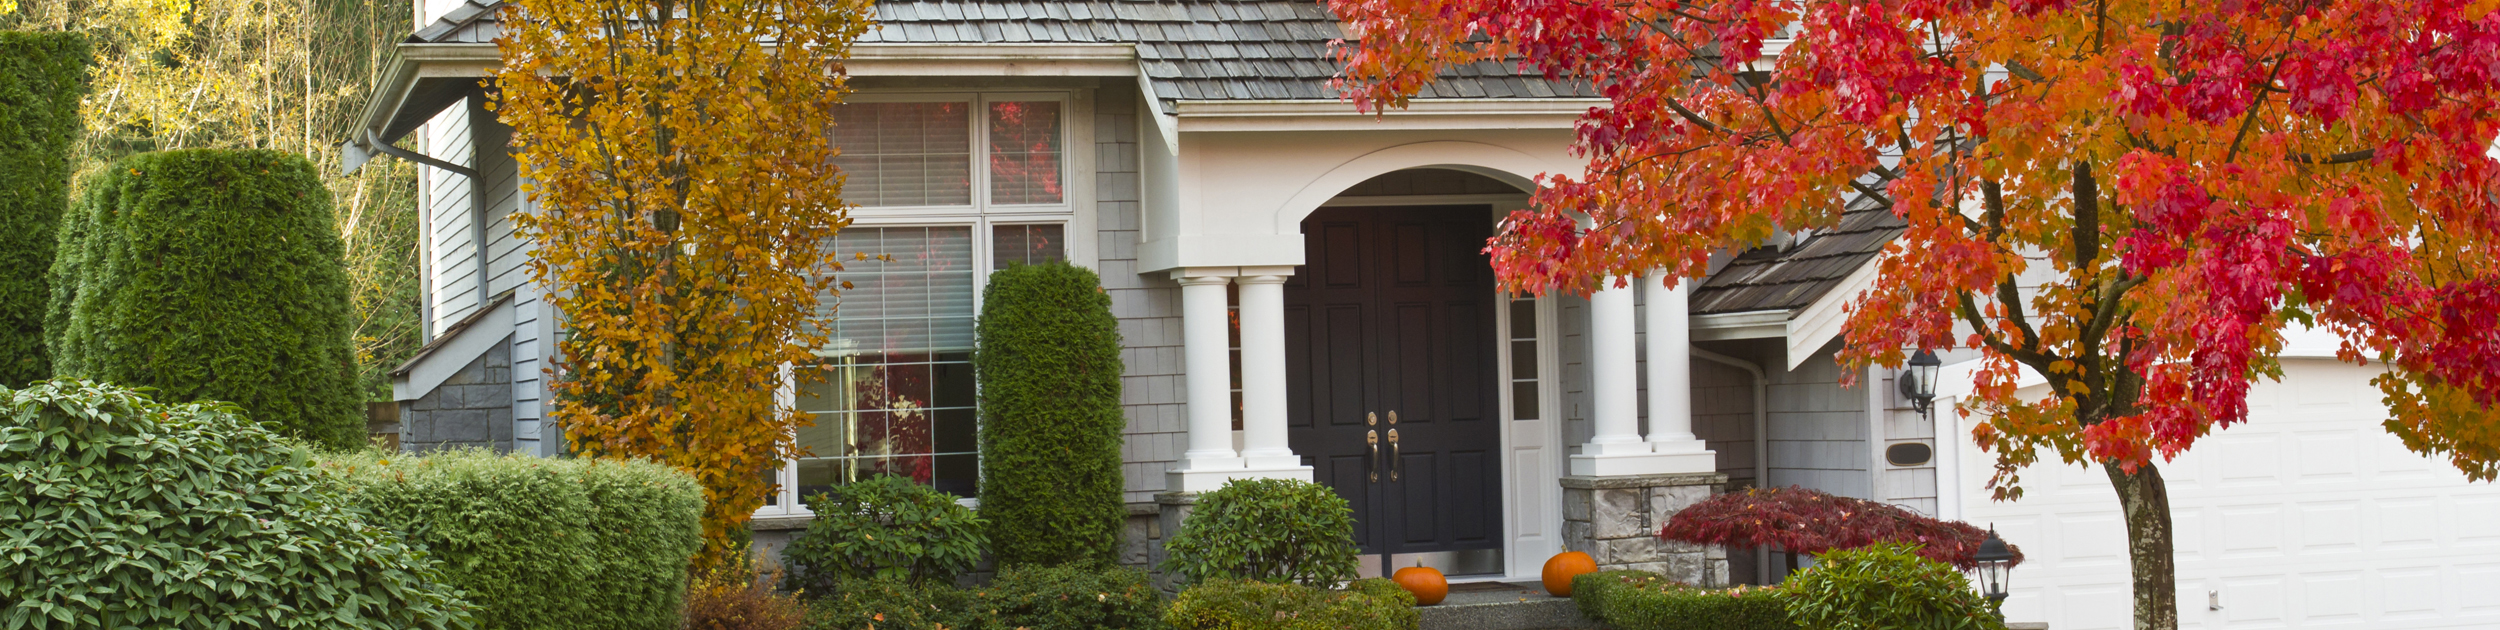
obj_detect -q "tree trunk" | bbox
[2106,462,2180,630]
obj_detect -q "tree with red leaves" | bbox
[1332,1,2500,628]
[1663,486,2021,575]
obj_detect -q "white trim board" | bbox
[393,296,516,401]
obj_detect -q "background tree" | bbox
[0,31,90,387]
[1331,1,2500,628]
[5,0,424,400]
[491,0,868,558]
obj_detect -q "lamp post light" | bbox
[1974,526,2015,618]
[1898,349,1943,418]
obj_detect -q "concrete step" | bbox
[1417,581,1598,630]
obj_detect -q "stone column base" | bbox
[1151,492,1198,593]
[1560,472,1730,587]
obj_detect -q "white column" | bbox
[1585,276,1647,454]
[1176,274,1242,471]
[1235,270,1303,470]
[1646,271,1700,447]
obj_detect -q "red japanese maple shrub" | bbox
[1661,486,2020,570]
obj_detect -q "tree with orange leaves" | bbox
[490,0,870,561]
[1332,1,2500,627]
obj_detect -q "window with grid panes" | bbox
[767,95,1073,511]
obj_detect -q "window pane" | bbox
[990,224,1066,270]
[833,102,972,207]
[988,101,1063,205]
[795,226,980,500]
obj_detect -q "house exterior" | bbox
[350,1,2500,627]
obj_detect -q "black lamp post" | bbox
[1898,349,1942,418]
[1974,526,2015,617]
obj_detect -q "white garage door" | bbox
[1946,359,2500,629]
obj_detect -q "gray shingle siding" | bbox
[1092,83,1186,504]
[401,335,518,452]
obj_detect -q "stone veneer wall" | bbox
[1561,472,1730,586]
[399,335,516,453]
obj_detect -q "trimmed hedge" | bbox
[1570,570,1794,630]
[49,149,363,448]
[974,563,1167,630]
[783,473,987,590]
[321,448,706,630]
[0,32,91,387]
[1781,543,2004,630]
[0,380,472,629]
[1161,477,1361,588]
[974,260,1126,566]
[1163,579,1416,630]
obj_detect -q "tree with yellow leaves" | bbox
[490,0,869,559]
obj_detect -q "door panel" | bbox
[1286,205,1503,568]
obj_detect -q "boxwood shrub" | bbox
[974,563,1167,630]
[782,473,986,591]
[1570,570,1794,630]
[0,32,90,387]
[1781,543,2003,630]
[1161,477,1361,588]
[49,149,363,448]
[321,448,705,630]
[1163,578,1416,630]
[0,380,472,629]
[974,260,1126,566]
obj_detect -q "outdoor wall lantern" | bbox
[1974,526,2015,615]
[1898,349,1943,418]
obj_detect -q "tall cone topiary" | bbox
[50,149,363,449]
[0,32,91,387]
[976,261,1126,566]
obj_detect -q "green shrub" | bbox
[0,33,90,388]
[973,563,1167,630]
[783,474,986,590]
[1570,570,1793,630]
[1163,579,1417,630]
[49,149,363,448]
[1162,477,1361,588]
[1781,543,2003,630]
[975,261,1126,567]
[321,448,706,630]
[803,579,976,630]
[0,380,471,629]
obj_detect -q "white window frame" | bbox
[756,88,1096,518]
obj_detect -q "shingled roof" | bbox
[1689,195,1904,316]
[407,0,1597,110]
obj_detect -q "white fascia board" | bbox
[1785,256,1882,370]
[1932,324,2361,404]
[1690,310,1789,341]
[848,43,1138,77]
[393,298,517,401]
[1172,98,1605,133]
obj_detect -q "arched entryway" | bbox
[1284,169,1525,577]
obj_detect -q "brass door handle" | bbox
[1366,429,1380,482]
[1386,427,1401,481]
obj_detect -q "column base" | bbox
[1560,472,1730,587]
[1165,464,1313,493]
[1568,449,1718,476]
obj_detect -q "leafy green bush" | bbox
[803,579,975,630]
[0,32,90,387]
[1781,543,2003,630]
[49,149,363,448]
[973,563,1167,630]
[1161,478,1360,588]
[321,448,706,630]
[0,380,472,629]
[1570,570,1793,630]
[783,474,986,590]
[1163,579,1417,630]
[976,261,1126,567]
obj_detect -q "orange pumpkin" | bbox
[1541,551,1598,597]
[1390,565,1449,605]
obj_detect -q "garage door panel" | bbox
[2456,497,2500,543]
[2215,436,2284,485]
[2296,571,2364,622]
[2294,431,2359,481]
[2378,568,2442,616]
[2057,513,2125,564]
[2223,575,2287,623]
[2374,498,2439,548]
[2054,585,2130,630]
[2458,564,2500,613]
[2220,505,2285,556]
[2296,501,2361,552]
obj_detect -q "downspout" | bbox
[361,124,489,327]
[1692,346,1770,584]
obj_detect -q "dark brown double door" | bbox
[1284,205,1503,573]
